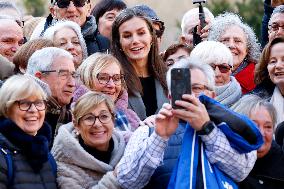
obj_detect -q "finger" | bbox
[159,108,173,117]
[162,103,172,110]
[175,100,194,111]
[156,114,166,120]
[181,94,200,106]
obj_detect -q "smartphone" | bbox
[171,68,191,109]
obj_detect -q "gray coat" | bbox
[128,79,168,120]
[51,123,126,189]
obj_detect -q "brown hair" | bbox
[111,8,167,96]
[13,38,54,74]
[254,37,284,85]
[163,43,193,62]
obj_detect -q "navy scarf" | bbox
[0,117,51,173]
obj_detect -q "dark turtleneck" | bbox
[79,135,114,164]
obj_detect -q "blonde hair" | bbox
[0,75,47,117]
[77,52,125,90]
[72,91,115,125]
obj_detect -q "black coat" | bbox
[239,141,284,189]
[0,118,57,189]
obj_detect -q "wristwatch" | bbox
[196,121,215,135]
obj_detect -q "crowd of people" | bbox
[0,0,283,188]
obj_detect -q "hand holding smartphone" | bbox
[171,68,191,109]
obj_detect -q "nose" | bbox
[132,33,140,44]
[106,78,115,87]
[93,117,102,128]
[214,66,222,75]
[66,41,75,51]
[276,26,284,37]
[226,39,235,49]
[275,59,284,68]
[27,103,37,112]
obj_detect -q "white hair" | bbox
[181,7,214,36]
[43,20,88,60]
[207,12,261,63]
[190,40,234,67]
[26,47,73,76]
[269,5,284,25]
[166,57,215,93]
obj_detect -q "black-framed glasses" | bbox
[96,73,124,86]
[54,0,89,8]
[16,100,46,111]
[269,23,284,32]
[79,112,113,126]
[210,64,232,73]
[41,70,79,80]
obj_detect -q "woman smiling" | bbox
[52,92,126,189]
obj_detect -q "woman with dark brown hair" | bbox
[111,8,168,120]
[253,37,284,125]
[13,38,54,74]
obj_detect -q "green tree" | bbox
[23,0,46,16]
[207,0,264,39]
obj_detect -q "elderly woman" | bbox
[232,95,284,189]
[254,37,284,125]
[13,38,54,74]
[74,53,140,131]
[0,75,57,189]
[92,0,126,40]
[43,21,88,68]
[52,91,126,189]
[111,8,168,120]
[190,41,242,107]
[208,12,261,94]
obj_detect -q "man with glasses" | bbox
[37,0,109,55]
[26,47,77,143]
[117,58,260,189]
[268,5,284,42]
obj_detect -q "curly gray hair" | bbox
[208,12,261,63]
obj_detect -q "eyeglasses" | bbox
[41,70,79,80]
[79,112,113,126]
[16,100,46,111]
[96,73,124,86]
[269,23,284,33]
[54,0,88,8]
[210,64,232,73]
[191,84,212,94]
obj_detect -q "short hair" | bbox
[13,38,54,74]
[166,57,215,93]
[208,12,261,63]
[163,43,193,62]
[43,20,88,61]
[181,7,214,36]
[0,1,22,19]
[190,40,234,67]
[91,0,126,24]
[232,94,277,128]
[269,5,284,26]
[255,37,284,85]
[26,47,73,76]
[77,52,125,90]
[72,91,115,126]
[0,75,47,117]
